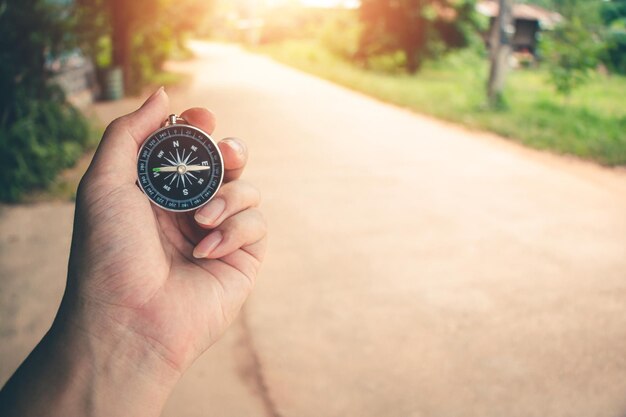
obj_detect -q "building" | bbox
[478,0,563,56]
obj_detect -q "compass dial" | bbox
[137,122,224,212]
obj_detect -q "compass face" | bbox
[137,124,224,212]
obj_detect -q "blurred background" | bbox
[1,0,626,416]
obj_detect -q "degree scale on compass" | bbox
[137,114,224,212]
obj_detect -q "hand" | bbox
[0,88,267,417]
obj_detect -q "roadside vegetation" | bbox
[244,0,626,166]
[258,39,626,166]
[0,0,212,202]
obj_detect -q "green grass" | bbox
[256,40,626,166]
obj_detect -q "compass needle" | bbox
[158,166,182,172]
[185,165,211,171]
[137,114,223,211]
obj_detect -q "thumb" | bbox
[89,88,170,184]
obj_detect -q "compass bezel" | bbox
[137,123,224,212]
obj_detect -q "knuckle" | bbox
[104,116,130,137]
[250,208,268,234]
[251,185,262,206]
[108,115,128,130]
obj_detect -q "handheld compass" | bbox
[137,114,224,212]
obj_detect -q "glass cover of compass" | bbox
[137,121,224,212]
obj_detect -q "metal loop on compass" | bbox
[164,114,187,127]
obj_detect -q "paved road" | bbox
[2,41,626,416]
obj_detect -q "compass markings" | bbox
[140,130,223,211]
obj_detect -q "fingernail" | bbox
[193,231,223,259]
[195,198,226,226]
[225,138,245,156]
[144,86,164,105]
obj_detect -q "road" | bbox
[2,41,626,416]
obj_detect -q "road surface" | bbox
[2,41,626,417]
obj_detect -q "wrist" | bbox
[0,302,180,417]
[1,295,181,417]
[48,296,182,415]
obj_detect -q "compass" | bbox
[137,114,224,212]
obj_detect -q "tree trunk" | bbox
[406,46,420,74]
[110,0,132,93]
[487,0,514,106]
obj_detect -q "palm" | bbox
[67,97,264,372]
[71,180,258,370]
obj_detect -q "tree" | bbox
[601,0,626,74]
[358,0,479,73]
[76,0,214,92]
[487,0,514,107]
[0,0,89,201]
[540,0,605,97]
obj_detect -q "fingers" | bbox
[193,208,267,259]
[180,107,217,135]
[194,180,261,228]
[219,138,248,182]
[178,111,247,183]
[89,88,247,189]
[178,109,247,183]
[123,87,171,146]
[88,88,170,182]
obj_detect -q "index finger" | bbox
[180,107,217,134]
[219,138,248,182]
[180,108,247,182]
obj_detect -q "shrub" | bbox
[0,87,91,202]
[542,17,605,97]
[0,0,92,202]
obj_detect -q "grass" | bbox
[256,39,626,166]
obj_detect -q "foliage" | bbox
[358,0,481,73]
[601,0,626,74]
[76,0,214,93]
[542,17,605,97]
[0,88,91,202]
[258,40,626,166]
[0,0,92,202]
[319,10,363,61]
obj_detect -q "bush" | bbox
[319,11,363,60]
[0,0,93,202]
[542,17,604,97]
[0,87,91,202]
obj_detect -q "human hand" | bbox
[0,88,267,417]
